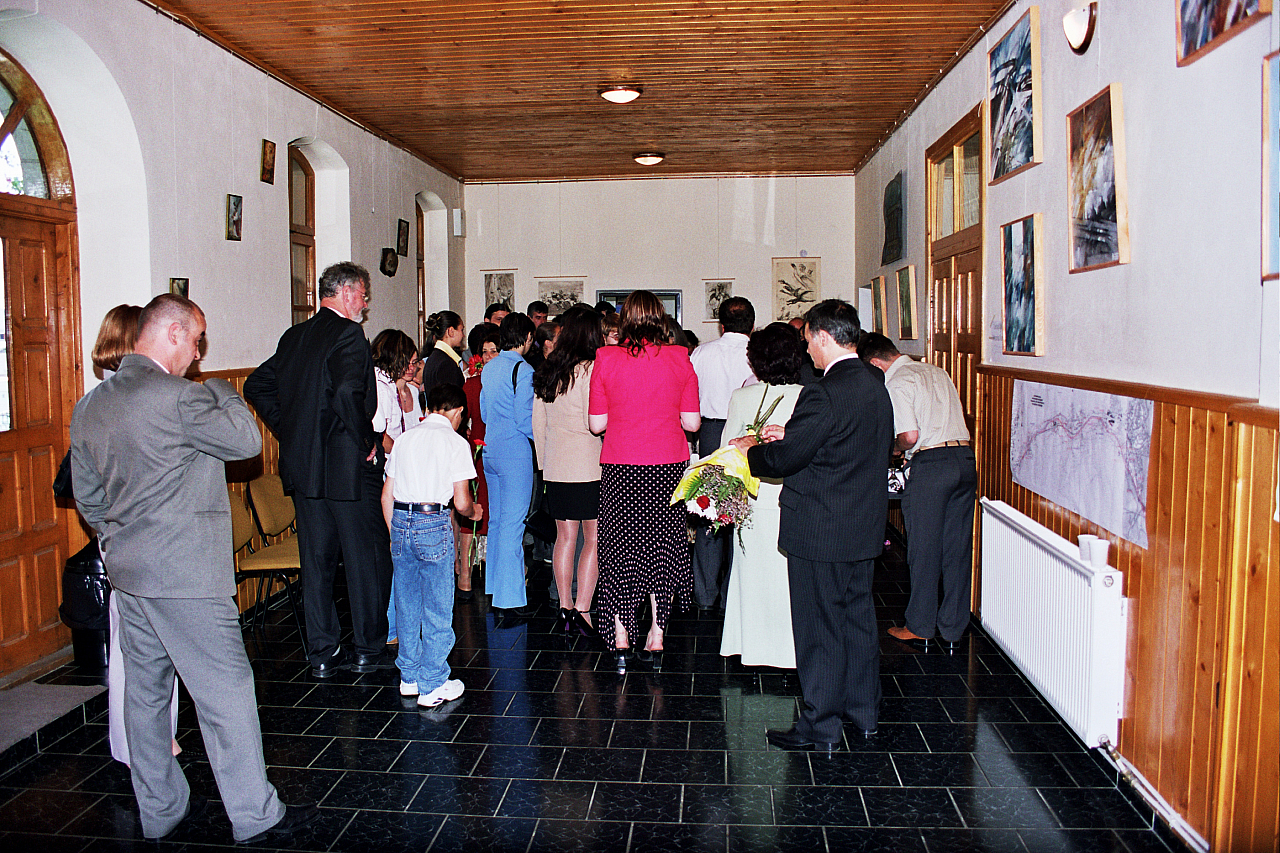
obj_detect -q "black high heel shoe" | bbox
[637,648,664,670]
[570,610,598,639]
[559,608,575,632]
[615,649,629,674]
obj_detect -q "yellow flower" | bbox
[670,446,760,504]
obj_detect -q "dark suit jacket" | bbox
[747,355,894,562]
[243,307,377,501]
[70,355,262,597]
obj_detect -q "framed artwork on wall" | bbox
[1265,51,1279,281]
[536,278,585,314]
[1068,84,1130,273]
[380,248,398,277]
[260,140,276,184]
[987,6,1042,185]
[881,172,905,265]
[168,277,189,298]
[870,275,887,334]
[483,270,515,308]
[772,257,820,321]
[1177,0,1271,66]
[704,279,733,322]
[396,219,410,256]
[225,194,242,241]
[596,289,683,324]
[895,265,917,340]
[1002,213,1044,356]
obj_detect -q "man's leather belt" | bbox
[393,501,447,513]
[918,439,970,452]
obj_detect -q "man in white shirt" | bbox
[689,296,756,610]
[857,332,977,652]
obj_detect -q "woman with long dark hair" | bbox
[533,306,604,632]
[479,312,537,617]
[370,329,421,452]
[589,291,699,672]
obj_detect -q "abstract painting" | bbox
[536,278,585,315]
[1002,213,1043,356]
[483,270,515,309]
[895,266,917,341]
[704,279,733,321]
[988,7,1042,184]
[1177,0,1271,66]
[881,172,905,265]
[1068,84,1129,272]
[871,276,887,334]
[225,194,242,241]
[772,257,820,322]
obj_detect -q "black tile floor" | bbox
[0,548,1182,852]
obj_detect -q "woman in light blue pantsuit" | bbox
[479,313,537,614]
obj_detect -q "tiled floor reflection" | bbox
[0,550,1180,852]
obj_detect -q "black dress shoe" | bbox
[149,794,207,842]
[350,649,396,672]
[310,648,349,679]
[235,803,320,845]
[456,588,475,602]
[766,727,839,752]
[937,637,963,653]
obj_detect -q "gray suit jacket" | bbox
[70,354,262,598]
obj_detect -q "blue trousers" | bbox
[390,508,455,691]
[484,441,534,609]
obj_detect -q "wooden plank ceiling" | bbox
[147,1,1010,182]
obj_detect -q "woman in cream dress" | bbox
[719,323,807,669]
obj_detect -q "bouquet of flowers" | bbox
[670,387,784,535]
[464,353,484,378]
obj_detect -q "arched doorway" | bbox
[0,47,80,677]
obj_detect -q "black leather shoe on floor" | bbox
[149,794,207,842]
[350,649,396,672]
[937,637,963,653]
[235,803,320,845]
[310,648,349,679]
[766,727,839,752]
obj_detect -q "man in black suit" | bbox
[730,299,893,750]
[244,262,395,678]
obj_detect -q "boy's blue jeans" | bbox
[390,507,455,692]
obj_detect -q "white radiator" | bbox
[979,498,1127,748]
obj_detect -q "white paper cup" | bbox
[1087,538,1110,568]
[1077,534,1098,562]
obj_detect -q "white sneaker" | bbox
[417,678,464,707]
[399,681,418,697]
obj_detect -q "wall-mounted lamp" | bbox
[1063,2,1098,54]
[599,85,642,104]
[633,152,665,166]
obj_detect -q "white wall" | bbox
[0,0,462,378]
[464,175,855,336]
[856,0,1277,401]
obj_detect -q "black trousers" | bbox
[901,445,978,642]
[293,462,393,664]
[787,555,880,741]
[692,418,731,608]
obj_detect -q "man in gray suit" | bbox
[70,294,317,844]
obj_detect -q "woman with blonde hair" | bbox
[589,291,699,672]
[91,304,143,378]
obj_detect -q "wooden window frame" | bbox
[288,146,315,324]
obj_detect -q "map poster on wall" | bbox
[1010,380,1154,548]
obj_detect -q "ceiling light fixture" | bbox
[599,85,642,104]
[1062,2,1098,54]
[633,152,665,166]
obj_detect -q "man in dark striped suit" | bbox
[731,299,894,750]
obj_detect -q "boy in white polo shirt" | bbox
[381,383,482,707]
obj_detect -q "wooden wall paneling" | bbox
[1214,420,1279,853]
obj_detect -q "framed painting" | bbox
[772,257,820,321]
[536,277,585,314]
[483,270,515,308]
[225,194,242,241]
[1265,51,1279,280]
[895,266,917,340]
[379,248,398,277]
[881,172,905,265]
[168,277,189,298]
[704,279,733,321]
[988,7,1042,185]
[396,218,410,256]
[870,275,887,334]
[1068,84,1130,272]
[596,289,683,324]
[259,139,276,184]
[1177,0,1271,66]
[1002,213,1044,356]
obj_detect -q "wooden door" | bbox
[0,212,73,672]
[930,246,982,442]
